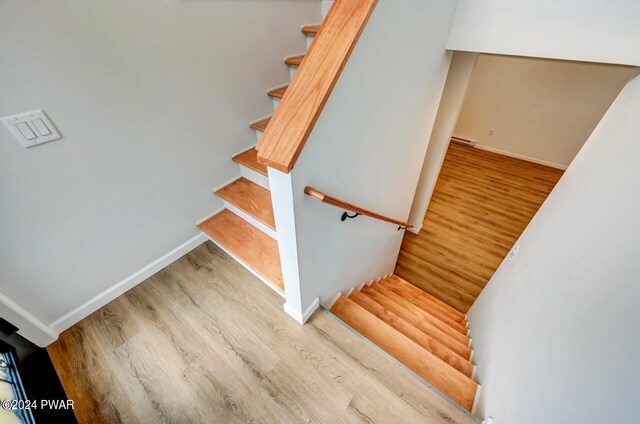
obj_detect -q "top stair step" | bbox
[233,148,268,177]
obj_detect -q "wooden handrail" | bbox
[256,0,378,173]
[304,187,413,229]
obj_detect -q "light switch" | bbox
[15,122,37,140]
[1,110,61,148]
[31,118,52,136]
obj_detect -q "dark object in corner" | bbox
[0,318,77,423]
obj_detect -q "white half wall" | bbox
[454,55,634,168]
[468,70,640,423]
[0,0,322,340]
[285,0,458,315]
[408,52,478,231]
[447,0,640,66]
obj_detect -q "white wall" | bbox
[281,0,458,316]
[454,55,634,168]
[468,70,640,423]
[407,52,477,231]
[0,0,321,339]
[447,0,640,66]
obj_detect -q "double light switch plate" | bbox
[1,110,62,148]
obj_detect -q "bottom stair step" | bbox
[331,296,477,411]
[199,209,284,293]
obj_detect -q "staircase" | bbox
[198,0,479,417]
[198,18,322,295]
[330,274,479,412]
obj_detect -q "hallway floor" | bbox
[48,242,476,424]
[396,142,564,313]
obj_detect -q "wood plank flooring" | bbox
[48,242,477,424]
[396,143,563,313]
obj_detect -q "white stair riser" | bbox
[240,164,270,190]
[222,201,277,240]
[254,129,263,144]
[289,66,297,81]
[272,97,281,111]
[306,34,315,50]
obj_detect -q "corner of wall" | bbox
[0,292,58,348]
[49,232,207,334]
[284,297,320,324]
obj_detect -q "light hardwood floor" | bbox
[396,143,564,313]
[48,242,476,424]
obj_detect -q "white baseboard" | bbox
[0,292,58,347]
[196,206,225,226]
[231,143,258,159]
[471,384,483,417]
[49,233,208,333]
[249,114,272,126]
[267,82,289,94]
[474,144,568,170]
[284,297,320,324]
[213,175,242,193]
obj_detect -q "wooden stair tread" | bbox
[250,117,271,132]
[387,275,467,323]
[232,148,268,177]
[285,55,304,67]
[301,25,321,35]
[380,278,467,334]
[215,178,275,230]
[370,283,469,345]
[331,296,477,411]
[267,86,288,99]
[350,291,473,377]
[198,209,283,291]
[361,285,471,359]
